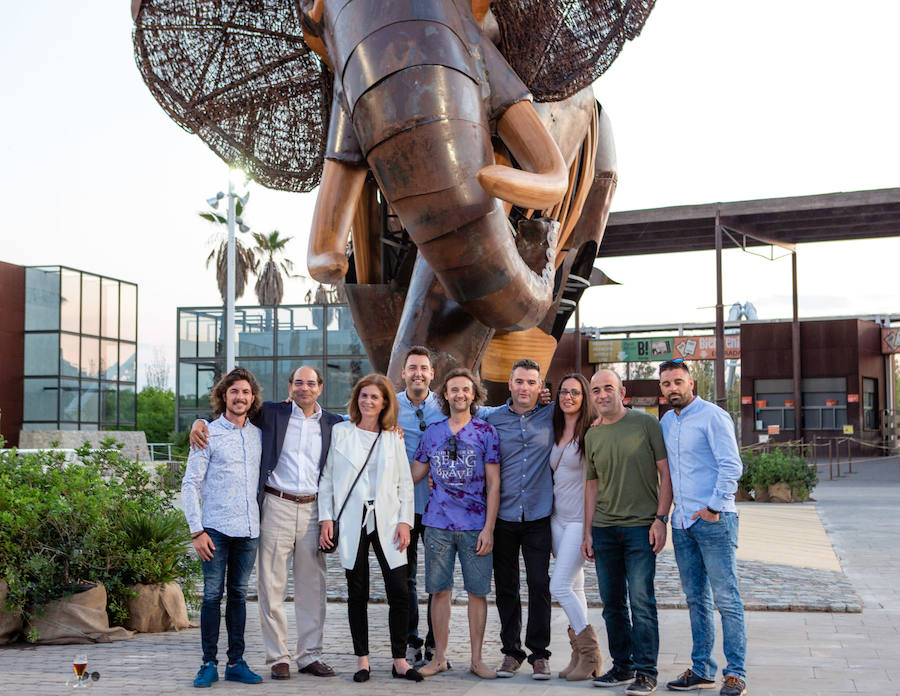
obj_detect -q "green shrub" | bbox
[740,447,818,500]
[0,436,200,633]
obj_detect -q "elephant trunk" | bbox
[355,66,557,330]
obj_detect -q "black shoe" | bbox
[626,674,658,696]
[667,669,716,691]
[720,676,746,696]
[393,665,424,682]
[353,669,370,683]
[593,668,636,688]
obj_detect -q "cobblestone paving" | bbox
[249,546,862,612]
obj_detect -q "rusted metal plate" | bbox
[352,65,484,155]
[325,88,364,164]
[366,117,493,201]
[341,21,472,110]
[389,178,496,240]
[343,284,407,373]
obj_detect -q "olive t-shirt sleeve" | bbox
[647,418,667,461]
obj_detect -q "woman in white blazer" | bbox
[318,373,420,682]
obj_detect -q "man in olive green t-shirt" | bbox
[581,370,672,696]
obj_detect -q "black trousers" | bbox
[346,523,409,658]
[492,516,552,664]
[407,512,435,649]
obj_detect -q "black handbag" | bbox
[320,431,381,553]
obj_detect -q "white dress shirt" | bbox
[267,401,323,495]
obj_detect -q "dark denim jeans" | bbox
[200,528,259,664]
[493,516,552,664]
[592,525,659,679]
[407,512,434,650]
[672,513,746,680]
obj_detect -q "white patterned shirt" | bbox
[182,414,262,538]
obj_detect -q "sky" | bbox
[1,1,898,389]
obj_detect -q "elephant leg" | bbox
[386,255,494,385]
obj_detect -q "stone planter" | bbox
[735,486,754,502]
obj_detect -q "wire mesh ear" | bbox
[491,0,656,102]
[133,0,332,192]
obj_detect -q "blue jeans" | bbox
[672,513,746,680]
[200,528,259,664]
[424,527,493,596]
[592,525,658,679]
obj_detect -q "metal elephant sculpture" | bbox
[133,0,655,393]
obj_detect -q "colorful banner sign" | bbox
[587,334,741,363]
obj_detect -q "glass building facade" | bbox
[23,266,138,431]
[176,303,372,430]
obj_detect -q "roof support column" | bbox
[792,251,802,440]
[714,211,726,408]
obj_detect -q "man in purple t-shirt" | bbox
[412,368,500,680]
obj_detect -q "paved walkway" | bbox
[1,457,898,694]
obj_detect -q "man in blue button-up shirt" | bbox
[658,360,747,696]
[182,368,264,688]
[482,359,555,680]
[395,346,445,665]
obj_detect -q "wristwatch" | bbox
[706,506,720,515]
[654,514,669,524]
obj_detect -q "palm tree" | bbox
[199,196,257,303]
[252,230,297,306]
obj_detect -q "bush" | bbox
[740,447,818,500]
[0,436,200,634]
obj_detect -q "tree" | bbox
[252,230,296,306]
[144,347,171,391]
[137,387,176,443]
[199,194,257,303]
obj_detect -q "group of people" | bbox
[181,349,747,696]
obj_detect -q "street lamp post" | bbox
[225,176,236,371]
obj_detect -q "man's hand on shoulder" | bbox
[190,419,210,450]
[538,387,552,406]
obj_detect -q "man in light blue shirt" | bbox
[395,346,444,665]
[658,360,746,696]
[182,367,264,688]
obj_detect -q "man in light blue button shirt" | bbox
[182,367,264,688]
[658,360,747,696]
[395,346,445,665]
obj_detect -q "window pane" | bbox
[24,333,59,376]
[277,359,323,404]
[101,340,119,381]
[60,333,79,377]
[325,305,363,354]
[325,357,371,412]
[60,269,81,332]
[236,308,274,357]
[25,267,60,331]
[23,378,58,421]
[81,336,100,378]
[277,307,324,355]
[179,310,198,358]
[179,362,218,410]
[119,342,136,382]
[81,382,100,423]
[81,274,100,336]
[197,311,223,358]
[120,283,137,342]
[101,278,119,338]
[236,359,274,402]
[119,386,136,425]
[60,379,80,421]
[101,384,118,424]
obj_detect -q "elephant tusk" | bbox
[476,101,568,210]
[307,159,367,284]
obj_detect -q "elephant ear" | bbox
[133,0,332,193]
[491,0,657,102]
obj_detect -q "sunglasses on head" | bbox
[659,358,688,373]
[415,407,427,431]
[447,435,457,460]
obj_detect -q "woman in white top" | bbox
[318,374,421,682]
[549,373,602,681]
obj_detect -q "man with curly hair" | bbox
[182,367,264,688]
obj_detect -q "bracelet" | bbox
[191,531,205,539]
[706,506,720,515]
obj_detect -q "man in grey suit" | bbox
[191,365,343,680]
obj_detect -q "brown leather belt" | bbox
[264,485,316,504]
